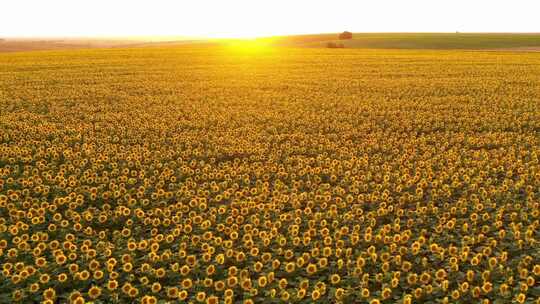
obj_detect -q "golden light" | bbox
[1,1,539,38]
[221,39,275,52]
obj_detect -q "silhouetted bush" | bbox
[327,42,345,48]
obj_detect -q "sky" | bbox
[1,0,539,39]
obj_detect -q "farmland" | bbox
[3,33,540,53]
[262,33,540,50]
[0,46,539,303]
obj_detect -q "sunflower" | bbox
[419,272,431,284]
[121,283,132,295]
[122,262,133,272]
[11,290,23,302]
[79,270,90,281]
[142,295,157,304]
[43,288,56,300]
[435,269,446,281]
[382,287,392,299]
[257,276,267,288]
[227,276,238,287]
[128,287,139,298]
[407,273,418,286]
[402,261,412,272]
[533,264,540,276]
[306,263,318,275]
[472,286,481,298]
[402,294,412,304]
[68,263,79,273]
[466,270,475,282]
[179,290,188,300]
[272,259,281,270]
[29,283,40,293]
[311,289,321,301]
[224,289,234,298]
[451,289,460,300]
[196,291,206,302]
[485,256,497,268]
[155,267,166,278]
[241,279,252,290]
[414,287,423,299]
[285,262,295,273]
[361,288,370,298]
[280,291,290,301]
[39,274,50,284]
[206,296,219,304]
[167,287,178,299]
[107,280,118,291]
[481,282,492,294]
[72,296,85,304]
[278,278,287,289]
[180,265,191,276]
[93,270,104,280]
[182,278,193,289]
[68,291,83,303]
[526,276,535,287]
[35,257,47,268]
[88,286,101,299]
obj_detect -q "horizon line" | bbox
[2,31,540,41]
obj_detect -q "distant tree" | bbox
[338,31,353,40]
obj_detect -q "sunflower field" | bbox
[0,46,539,303]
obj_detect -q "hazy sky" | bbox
[1,0,539,38]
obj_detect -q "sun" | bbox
[205,28,267,40]
[219,38,275,53]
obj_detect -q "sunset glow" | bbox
[1,0,539,39]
